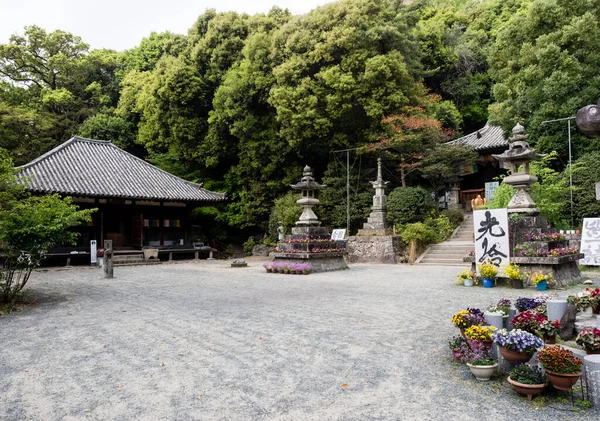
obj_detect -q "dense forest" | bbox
[2,0,600,238]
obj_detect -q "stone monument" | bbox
[358,158,391,236]
[347,159,403,264]
[271,166,348,272]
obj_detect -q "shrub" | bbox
[387,186,434,226]
[400,222,438,245]
[242,237,256,256]
[441,208,464,227]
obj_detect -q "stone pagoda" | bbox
[346,159,402,264]
[358,158,391,235]
[271,166,348,272]
[493,124,583,285]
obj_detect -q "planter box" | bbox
[511,253,584,265]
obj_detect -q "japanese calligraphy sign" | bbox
[581,218,600,266]
[473,209,510,272]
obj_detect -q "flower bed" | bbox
[526,232,566,241]
[515,245,579,258]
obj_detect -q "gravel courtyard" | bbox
[1,260,597,420]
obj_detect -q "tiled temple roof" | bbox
[15,137,226,202]
[447,123,509,152]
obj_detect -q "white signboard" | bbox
[331,229,346,240]
[473,209,510,273]
[485,182,500,202]
[581,218,600,266]
[595,182,600,200]
[90,240,97,264]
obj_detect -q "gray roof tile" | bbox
[15,137,226,202]
[447,123,508,152]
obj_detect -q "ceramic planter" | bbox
[545,370,582,390]
[482,277,494,288]
[507,377,546,400]
[463,279,474,287]
[543,334,556,344]
[498,346,533,364]
[585,349,600,355]
[466,362,498,381]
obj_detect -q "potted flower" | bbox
[465,341,497,381]
[270,262,280,273]
[488,298,512,316]
[504,263,524,289]
[536,345,583,390]
[458,269,476,287]
[448,336,471,363]
[515,297,542,313]
[537,319,562,344]
[492,328,543,364]
[262,263,272,273]
[575,328,600,354]
[529,271,552,291]
[568,290,592,312]
[507,364,547,400]
[452,308,487,333]
[478,261,498,288]
[464,325,496,347]
[588,288,600,314]
[510,310,547,334]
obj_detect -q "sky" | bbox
[0,0,334,51]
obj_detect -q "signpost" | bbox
[473,209,510,273]
[331,229,346,241]
[485,181,500,202]
[581,218,600,266]
[90,240,97,265]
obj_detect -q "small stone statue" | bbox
[471,194,487,210]
[277,223,284,240]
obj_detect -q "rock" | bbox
[584,279,594,285]
[231,259,248,268]
[251,244,271,256]
[559,304,578,340]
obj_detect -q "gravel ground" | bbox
[1,259,599,420]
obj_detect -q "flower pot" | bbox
[507,377,546,400]
[466,362,498,381]
[586,349,600,355]
[460,328,466,338]
[543,334,556,344]
[592,304,600,315]
[536,280,547,291]
[482,278,494,288]
[511,279,524,289]
[463,279,474,287]
[545,370,582,391]
[498,346,534,364]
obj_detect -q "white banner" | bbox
[90,240,97,264]
[473,209,510,273]
[581,218,600,266]
[485,182,500,202]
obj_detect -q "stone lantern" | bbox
[291,165,325,226]
[492,123,544,215]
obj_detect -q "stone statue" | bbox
[277,223,284,240]
[471,194,487,210]
[103,240,113,279]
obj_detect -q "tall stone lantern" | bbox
[291,165,325,227]
[492,123,544,215]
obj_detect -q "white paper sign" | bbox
[90,240,97,264]
[595,182,600,200]
[473,209,510,273]
[581,218,600,266]
[331,229,346,240]
[485,182,500,201]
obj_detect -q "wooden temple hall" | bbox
[15,137,226,263]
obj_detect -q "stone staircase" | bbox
[416,213,475,266]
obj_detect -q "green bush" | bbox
[441,208,464,227]
[485,182,514,209]
[572,151,600,227]
[242,237,256,256]
[400,222,438,245]
[387,186,434,226]
[426,215,454,242]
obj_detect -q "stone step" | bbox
[419,258,466,265]
[428,246,473,252]
[423,253,470,259]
